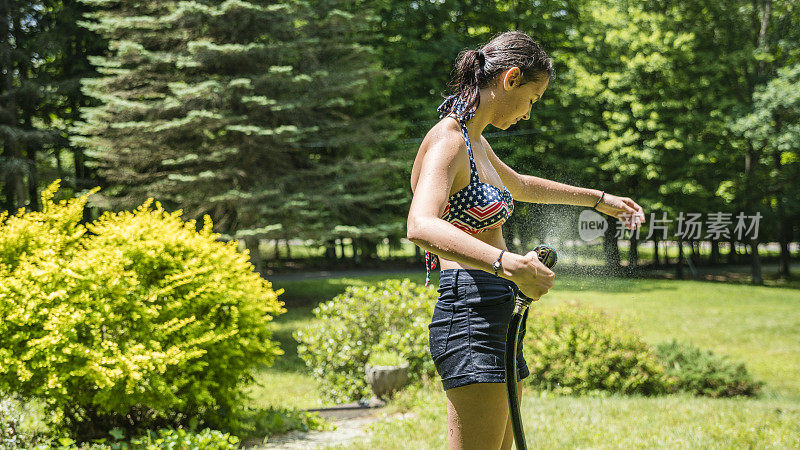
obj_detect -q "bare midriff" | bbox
[438,226,508,271]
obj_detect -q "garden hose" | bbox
[505,244,557,450]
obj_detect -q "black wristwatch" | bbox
[492,250,506,276]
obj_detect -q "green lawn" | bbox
[251,272,800,448]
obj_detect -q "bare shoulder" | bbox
[410,118,469,193]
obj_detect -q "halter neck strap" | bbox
[437,95,479,184]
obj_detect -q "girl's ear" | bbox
[501,67,522,90]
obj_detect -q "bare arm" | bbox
[482,136,645,228]
[407,139,505,273]
[407,137,553,298]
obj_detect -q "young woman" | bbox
[407,31,645,449]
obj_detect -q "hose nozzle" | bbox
[513,244,558,312]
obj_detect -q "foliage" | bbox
[32,427,239,450]
[294,279,437,403]
[523,302,671,395]
[245,406,331,439]
[368,350,408,367]
[733,62,800,221]
[656,340,763,398]
[0,180,285,441]
[1,394,29,449]
[70,0,401,249]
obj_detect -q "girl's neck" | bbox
[463,88,498,138]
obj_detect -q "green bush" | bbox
[523,302,671,395]
[247,406,331,439]
[294,279,437,403]
[33,427,239,449]
[0,180,285,441]
[1,394,27,449]
[655,340,762,397]
[122,428,239,449]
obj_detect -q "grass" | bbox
[335,388,800,449]
[249,271,800,448]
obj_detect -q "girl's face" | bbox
[492,69,549,130]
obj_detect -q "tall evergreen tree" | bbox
[72,0,398,263]
[0,0,104,214]
[1,0,57,212]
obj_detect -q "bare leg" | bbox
[499,381,523,450]
[445,381,521,450]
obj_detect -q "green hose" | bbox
[505,244,557,450]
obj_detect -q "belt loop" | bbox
[453,269,460,296]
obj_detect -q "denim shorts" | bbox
[428,269,530,390]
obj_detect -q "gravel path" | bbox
[243,411,415,449]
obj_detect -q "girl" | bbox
[407,31,644,449]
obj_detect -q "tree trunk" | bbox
[352,239,361,264]
[653,238,661,267]
[243,236,263,275]
[628,233,639,269]
[728,236,737,264]
[21,106,39,211]
[710,239,720,265]
[325,239,336,261]
[778,218,791,277]
[0,1,26,212]
[750,238,764,285]
[603,215,621,272]
[676,238,684,279]
[773,150,790,278]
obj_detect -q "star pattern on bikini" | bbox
[425,96,516,285]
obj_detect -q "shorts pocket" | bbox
[459,283,515,308]
[462,284,516,372]
[428,302,453,360]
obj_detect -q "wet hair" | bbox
[440,31,554,120]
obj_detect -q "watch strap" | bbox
[493,249,506,276]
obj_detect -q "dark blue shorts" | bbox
[428,269,530,390]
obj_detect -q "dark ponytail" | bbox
[441,31,554,121]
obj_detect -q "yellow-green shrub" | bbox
[523,302,671,395]
[0,180,285,440]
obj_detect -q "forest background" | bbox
[2,0,798,283]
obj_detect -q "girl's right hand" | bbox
[503,251,554,300]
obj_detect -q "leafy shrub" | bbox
[247,407,331,439]
[0,180,285,441]
[523,302,671,395]
[655,340,762,397]
[368,350,409,367]
[33,427,239,449]
[1,394,27,449]
[0,394,50,449]
[123,428,239,449]
[295,279,437,403]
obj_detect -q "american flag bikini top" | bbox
[424,96,515,286]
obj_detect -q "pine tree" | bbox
[1,0,60,212]
[72,0,399,257]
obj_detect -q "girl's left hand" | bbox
[595,193,646,230]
